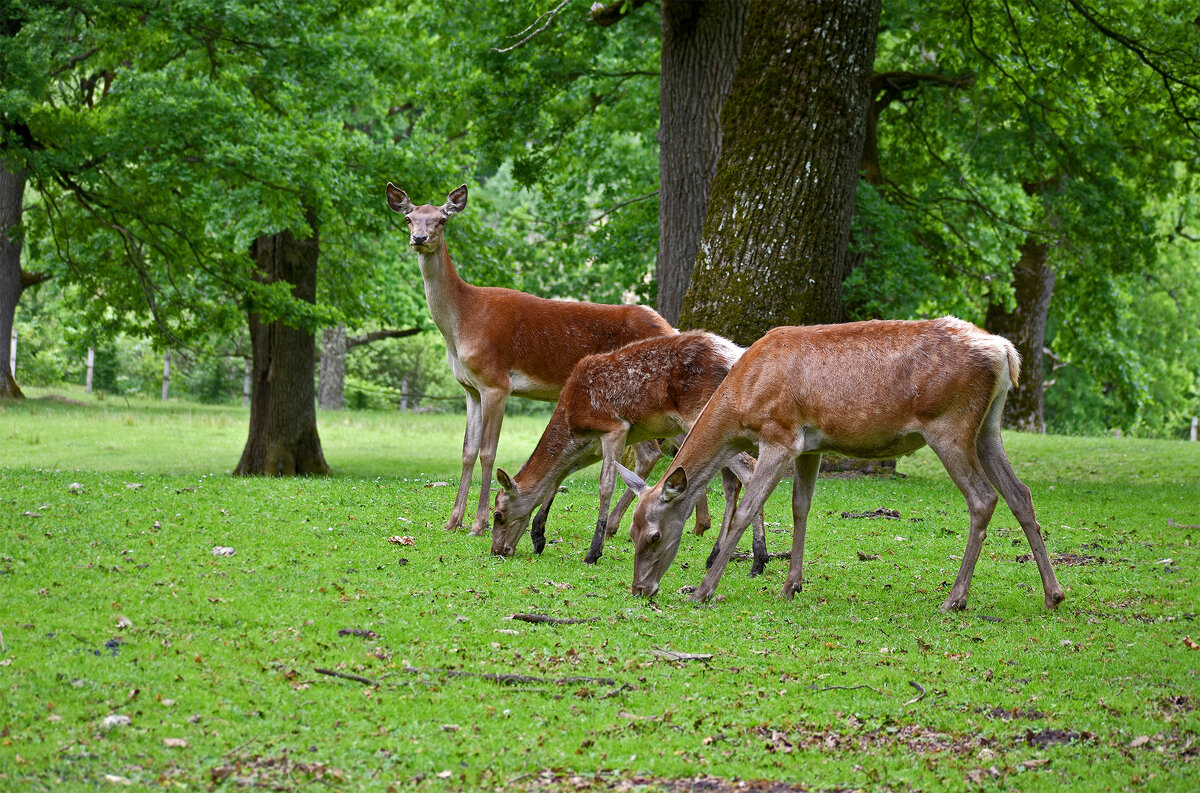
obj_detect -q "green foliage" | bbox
[852,0,1200,434]
[1,399,1198,790]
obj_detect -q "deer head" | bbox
[618,463,689,597]
[386,183,468,254]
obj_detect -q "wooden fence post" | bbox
[86,347,94,393]
[162,351,170,401]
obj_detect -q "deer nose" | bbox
[411,234,427,246]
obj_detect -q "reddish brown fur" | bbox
[492,331,762,565]
[623,318,1064,613]
[387,183,675,534]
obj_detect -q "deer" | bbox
[490,330,767,572]
[385,183,676,535]
[618,317,1066,613]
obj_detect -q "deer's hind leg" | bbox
[584,429,631,565]
[926,428,999,612]
[976,424,1064,609]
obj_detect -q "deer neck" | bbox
[416,244,469,343]
[513,412,576,510]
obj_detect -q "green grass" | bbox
[2,388,1198,792]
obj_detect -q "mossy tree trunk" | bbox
[678,0,881,346]
[235,213,330,476]
[318,323,347,410]
[655,0,748,325]
[985,237,1055,433]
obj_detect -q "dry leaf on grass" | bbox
[388,535,415,545]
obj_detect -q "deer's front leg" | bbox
[585,429,629,565]
[693,445,792,603]
[470,387,509,537]
[446,390,483,531]
[605,440,661,539]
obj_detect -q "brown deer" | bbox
[490,330,766,572]
[385,183,675,535]
[619,317,1065,613]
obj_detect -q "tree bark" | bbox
[318,323,347,410]
[0,162,27,399]
[678,0,881,346]
[985,237,1055,433]
[655,0,748,325]
[234,214,330,476]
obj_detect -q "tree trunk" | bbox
[678,0,881,346]
[318,323,347,410]
[985,237,1055,433]
[0,162,26,399]
[234,215,330,476]
[655,0,748,325]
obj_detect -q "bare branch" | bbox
[552,190,658,228]
[494,0,573,54]
[345,328,422,349]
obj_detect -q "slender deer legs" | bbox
[926,433,1000,612]
[470,387,509,536]
[447,391,484,531]
[693,445,794,603]
[976,430,1065,609]
[781,453,821,599]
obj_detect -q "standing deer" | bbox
[619,317,1066,612]
[386,183,675,535]
[490,330,766,572]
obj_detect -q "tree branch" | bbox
[494,0,573,53]
[346,328,422,349]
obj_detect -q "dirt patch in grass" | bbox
[210,752,346,788]
[1024,728,1093,748]
[517,770,870,793]
[1015,552,1105,565]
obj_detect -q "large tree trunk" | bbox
[655,0,748,325]
[0,162,26,399]
[985,237,1055,433]
[317,323,347,410]
[234,215,330,476]
[678,0,881,345]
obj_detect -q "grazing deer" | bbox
[619,317,1066,612]
[490,330,766,572]
[386,183,675,535]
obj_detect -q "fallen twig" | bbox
[1168,518,1200,529]
[842,508,901,519]
[650,648,713,662]
[337,628,379,639]
[904,680,927,705]
[315,667,380,687]
[0,629,5,652]
[808,683,887,696]
[510,613,600,625]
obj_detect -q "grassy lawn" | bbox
[2,389,1198,791]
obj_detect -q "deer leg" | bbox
[927,434,999,612]
[692,445,792,603]
[530,492,556,555]
[977,428,1065,609]
[706,468,740,570]
[781,453,820,599]
[585,430,629,565]
[469,387,509,537]
[446,389,483,531]
[725,452,769,577]
[605,440,661,539]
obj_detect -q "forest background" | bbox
[3,0,1199,451]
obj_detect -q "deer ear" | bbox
[443,184,468,216]
[662,467,687,502]
[496,468,517,495]
[386,183,413,214]
[616,462,649,497]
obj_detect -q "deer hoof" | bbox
[1045,588,1066,609]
